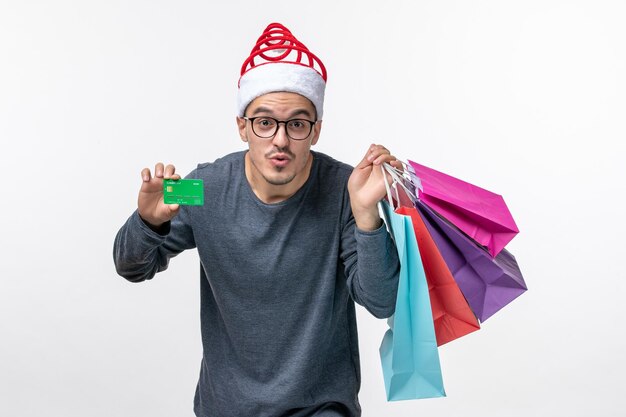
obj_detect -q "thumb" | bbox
[166,203,180,217]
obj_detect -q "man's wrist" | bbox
[138,213,170,235]
[353,206,382,232]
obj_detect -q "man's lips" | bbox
[270,153,290,160]
[268,153,292,167]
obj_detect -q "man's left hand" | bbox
[348,144,401,231]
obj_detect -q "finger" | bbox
[367,145,390,163]
[388,160,405,175]
[368,144,388,154]
[372,153,397,166]
[390,160,403,170]
[170,173,181,180]
[154,162,165,178]
[164,164,176,179]
[141,168,152,182]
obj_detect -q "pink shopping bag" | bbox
[407,160,519,257]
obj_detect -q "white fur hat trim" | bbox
[237,62,326,120]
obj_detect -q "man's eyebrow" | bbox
[251,107,314,119]
[250,106,273,116]
[286,109,314,119]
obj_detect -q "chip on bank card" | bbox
[163,179,204,206]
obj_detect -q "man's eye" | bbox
[258,118,275,127]
[289,120,305,129]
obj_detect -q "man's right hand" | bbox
[138,162,181,228]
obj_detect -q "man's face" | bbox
[237,92,321,193]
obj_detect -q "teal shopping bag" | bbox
[379,200,446,401]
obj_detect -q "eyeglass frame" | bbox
[241,116,318,141]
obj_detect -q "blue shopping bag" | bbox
[379,200,446,401]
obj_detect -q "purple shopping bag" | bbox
[416,200,527,322]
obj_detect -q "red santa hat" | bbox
[237,23,327,119]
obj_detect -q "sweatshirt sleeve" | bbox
[341,213,400,319]
[113,207,197,283]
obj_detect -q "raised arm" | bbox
[113,162,196,282]
[342,144,402,318]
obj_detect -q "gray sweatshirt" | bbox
[113,151,400,417]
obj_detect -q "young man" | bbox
[113,23,400,417]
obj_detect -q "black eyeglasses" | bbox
[242,116,316,141]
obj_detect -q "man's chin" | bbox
[262,172,296,186]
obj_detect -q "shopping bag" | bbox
[379,200,446,401]
[416,200,527,322]
[396,205,480,346]
[408,160,519,257]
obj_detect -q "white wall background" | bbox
[1,0,625,416]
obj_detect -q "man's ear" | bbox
[236,116,248,142]
[311,120,322,146]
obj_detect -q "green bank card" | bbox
[163,179,204,206]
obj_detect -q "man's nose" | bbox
[272,122,290,147]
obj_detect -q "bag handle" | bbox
[382,165,396,209]
[384,161,422,193]
[382,162,419,206]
